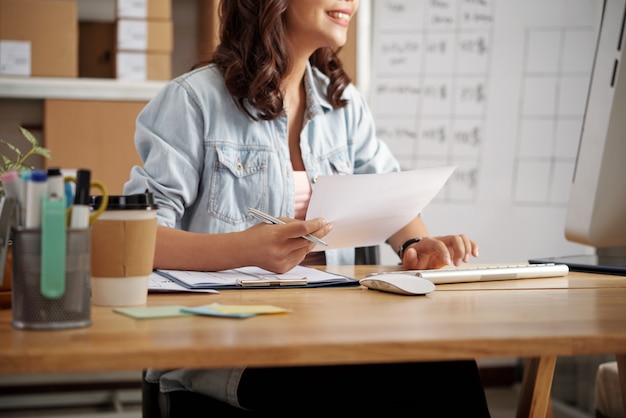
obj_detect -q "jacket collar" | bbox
[303,61,334,117]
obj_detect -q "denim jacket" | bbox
[124,62,400,265]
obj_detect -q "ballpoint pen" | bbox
[248,207,328,247]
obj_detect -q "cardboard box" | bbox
[116,0,171,20]
[79,21,115,78]
[0,40,30,76]
[44,99,148,195]
[0,0,77,77]
[116,51,171,81]
[116,19,173,53]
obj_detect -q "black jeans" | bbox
[150,360,491,417]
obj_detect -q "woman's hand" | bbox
[401,235,479,270]
[244,217,332,273]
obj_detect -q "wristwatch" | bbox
[397,237,422,259]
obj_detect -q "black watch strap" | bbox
[397,237,422,259]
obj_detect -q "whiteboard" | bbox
[366,0,602,264]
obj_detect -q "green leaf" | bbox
[0,139,22,158]
[19,126,39,147]
[33,146,52,159]
[0,154,12,166]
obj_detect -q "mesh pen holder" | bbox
[11,227,91,330]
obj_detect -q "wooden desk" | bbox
[1,266,625,418]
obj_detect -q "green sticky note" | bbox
[114,305,192,319]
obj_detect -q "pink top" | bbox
[294,171,311,220]
[294,171,325,265]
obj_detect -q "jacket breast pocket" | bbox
[327,150,353,175]
[208,146,269,225]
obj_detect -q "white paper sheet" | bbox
[148,272,219,293]
[306,166,456,250]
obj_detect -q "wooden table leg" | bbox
[617,354,626,418]
[516,356,557,418]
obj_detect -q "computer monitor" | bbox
[530,0,626,274]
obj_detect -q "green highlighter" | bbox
[40,196,67,299]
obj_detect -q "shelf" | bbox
[0,77,167,101]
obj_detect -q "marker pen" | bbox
[25,169,48,228]
[70,169,91,229]
[19,171,31,226]
[64,181,74,209]
[1,171,22,225]
[1,171,20,200]
[46,167,65,201]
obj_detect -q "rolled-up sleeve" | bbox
[124,79,206,228]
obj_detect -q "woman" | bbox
[125,0,490,416]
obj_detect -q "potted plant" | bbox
[0,127,52,193]
[0,127,52,309]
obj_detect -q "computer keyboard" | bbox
[368,263,569,284]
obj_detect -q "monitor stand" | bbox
[529,246,626,276]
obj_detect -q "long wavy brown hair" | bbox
[205,0,352,120]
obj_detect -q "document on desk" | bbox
[154,265,358,290]
[306,166,456,250]
[148,272,219,293]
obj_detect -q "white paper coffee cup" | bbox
[90,193,158,306]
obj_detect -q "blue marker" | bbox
[64,181,74,209]
[25,170,47,229]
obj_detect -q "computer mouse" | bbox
[359,273,435,296]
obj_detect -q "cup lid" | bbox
[90,191,158,210]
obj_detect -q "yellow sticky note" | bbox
[209,303,290,315]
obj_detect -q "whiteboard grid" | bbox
[369,0,598,263]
